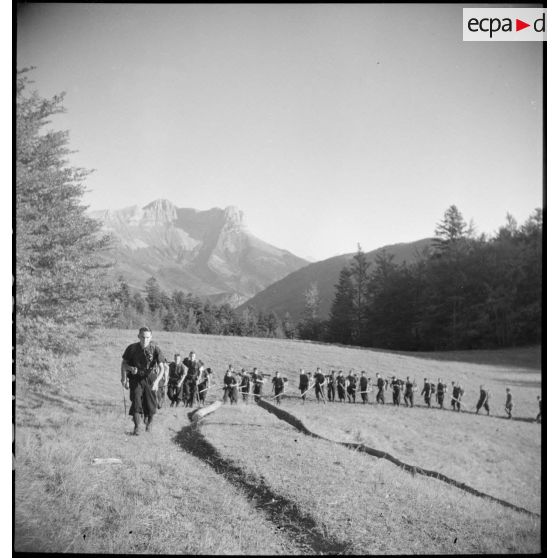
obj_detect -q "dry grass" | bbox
[14,329,542,554]
[200,404,540,554]
[278,399,541,514]
[15,389,301,554]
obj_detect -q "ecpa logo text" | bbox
[467,13,545,38]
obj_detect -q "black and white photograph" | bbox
[14,3,545,554]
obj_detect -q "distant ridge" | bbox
[237,238,433,320]
[90,199,309,306]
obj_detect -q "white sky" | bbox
[17,3,543,261]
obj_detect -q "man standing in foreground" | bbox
[121,326,165,436]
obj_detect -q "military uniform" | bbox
[389,378,400,406]
[252,370,264,402]
[314,371,326,402]
[359,375,369,404]
[436,382,446,409]
[403,380,414,407]
[326,372,336,402]
[167,361,186,407]
[376,376,386,404]
[223,372,238,404]
[197,368,211,405]
[336,373,346,402]
[451,384,464,411]
[420,381,431,407]
[347,374,357,403]
[183,357,202,407]
[156,361,169,409]
[271,376,287,405]
[299,371,310,401]
[122,341,165,430]
[240,372,251,402]
[505,391,513,419]
[475,388,490,415]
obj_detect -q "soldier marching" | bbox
[120,326,541,435]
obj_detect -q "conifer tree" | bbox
[16,69,113,383]
[328,266,356,344]
[350,244,370,344]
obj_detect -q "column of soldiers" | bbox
[121,328,542,437]
[295,370,541,423]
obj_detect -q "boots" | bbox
[133,413,141,436]
[146,415,154,432]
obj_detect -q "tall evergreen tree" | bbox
[298,282,323,340]
[145,277,163,314]
[328,266,356,344]
[350,243,370,344]
[434,205,467,246]
[16,69,113,383]
[282,312,296,339]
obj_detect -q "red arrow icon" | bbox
[516,19,530,31]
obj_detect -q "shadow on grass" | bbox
[173,423,350,555]
[257,400,540,519]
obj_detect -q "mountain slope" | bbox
[237,239,433,320]
[91,199,308,306]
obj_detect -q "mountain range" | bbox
[237,239,433,321]
[90,199,309,306]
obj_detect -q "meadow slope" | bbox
[15,329,542,554]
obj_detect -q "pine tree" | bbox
[328,266,356,344]
[298,282,323,340]
[16,69,113,384]
[350,244,370,344]
[434,205,467,245]
[145,277,163,313]
[282,312,296,339]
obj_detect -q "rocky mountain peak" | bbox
[141,199,178,224]
[89,199,308,307]
[223,205,245,228]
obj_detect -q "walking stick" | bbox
[121,383,128,418]
[300,383,315,398]
[194,383,201,407]
[198,384,216,395]
[318,383,327,405]
[450,395,468,411]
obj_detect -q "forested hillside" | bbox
[323,206,542,350]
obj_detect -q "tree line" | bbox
[110,276,297,339]
[317,206,542,351]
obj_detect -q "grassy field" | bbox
[14,329,542,554]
